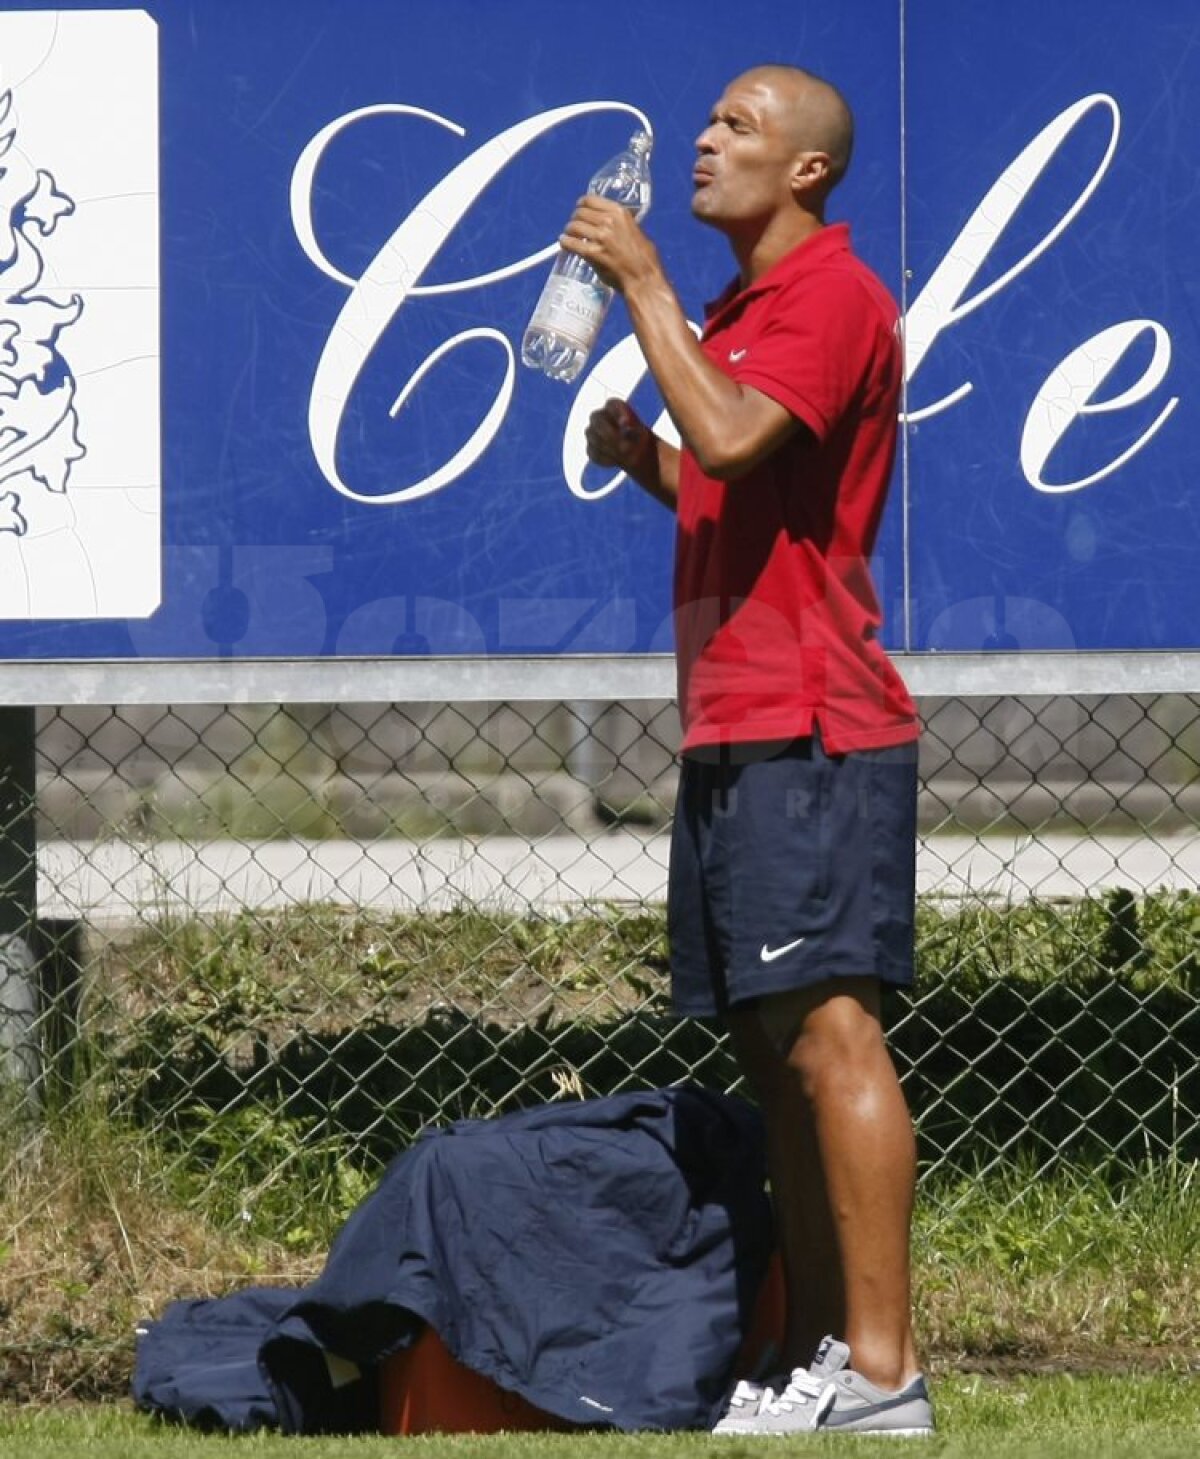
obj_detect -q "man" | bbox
[561,66,933,1436]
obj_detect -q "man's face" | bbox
[691,74,800,230]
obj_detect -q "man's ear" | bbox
[791,150,832,200]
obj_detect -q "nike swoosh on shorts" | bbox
[759,936,807,963]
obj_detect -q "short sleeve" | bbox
[734,270,895,444]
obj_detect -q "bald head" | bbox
[736,64,855,193]
[692,63,858,257]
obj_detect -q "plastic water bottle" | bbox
[522,130,652,383]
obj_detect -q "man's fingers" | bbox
[585,435,621,468]
[589,403,639,446]
[586,399,647,469]
[563,198,633,250]
[585,424,622,459]
[606,398,641,437]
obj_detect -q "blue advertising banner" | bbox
[0,1,1194,662]
[904,1,1199,653]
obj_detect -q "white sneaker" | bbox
[713,1337,935,1437]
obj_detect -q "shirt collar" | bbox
[703,221,853,325]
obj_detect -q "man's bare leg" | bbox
[728,1008,844,1367]
[730,978,919,1391]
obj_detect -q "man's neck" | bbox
[732,210,826,287]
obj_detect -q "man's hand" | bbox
[561,196,661,294]
[585,398,650,471]
[585,397,679,511]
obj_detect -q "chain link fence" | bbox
[2,691,1199,1256]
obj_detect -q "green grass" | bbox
[3,892,1198,1409]
[1,1141,1196,1408]
[78,893,1199,1174]
[914,1157,1200,1357]
[1,1376,1199,1455]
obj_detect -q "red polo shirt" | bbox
[673,223,917,755]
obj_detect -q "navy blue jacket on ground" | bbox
[132,1086,773,1433]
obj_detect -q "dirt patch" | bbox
[936,1346,1199,1377]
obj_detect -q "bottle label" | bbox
[530,274,610,351]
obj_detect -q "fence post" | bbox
[0,705,39,1093]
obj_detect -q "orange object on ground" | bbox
[733,1246,785,1379]
[378,1250,785,1434]
[379,1329,572,1434]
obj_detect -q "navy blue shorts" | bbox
[668,732,918,1018]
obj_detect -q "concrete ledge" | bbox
[4,651,1200,705]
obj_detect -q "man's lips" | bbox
[692,165,715,186]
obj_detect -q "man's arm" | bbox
[586,398,680,512]
[564,197,805,481]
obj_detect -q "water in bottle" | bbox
[522,129,652,383]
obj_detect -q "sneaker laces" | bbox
[759,1366,828,1416]
[722,1378,765,1412]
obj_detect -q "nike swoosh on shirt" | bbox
[759,936,807,963]
[728,347,748,362]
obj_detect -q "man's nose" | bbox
[695,125,718,153]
